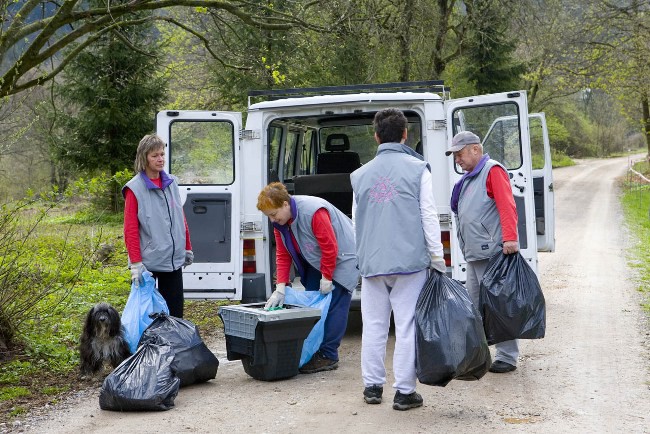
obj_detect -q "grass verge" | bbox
[0,209,228,426]
[620,159,650,312]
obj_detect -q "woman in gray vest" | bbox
[351,108,445,411]
[122,134,193,318]
[257,182,359,374]
[446,130,519,373]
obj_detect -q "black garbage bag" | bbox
[415,271,491,387]
[99,336,180,411]
[139,312,219,387]
[479,252,546,345]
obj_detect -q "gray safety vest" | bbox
[351,143,430,277]
[456,159,507,261]
[287,196,359,292]
[123,172,186,272]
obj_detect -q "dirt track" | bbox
[11,156,650,433]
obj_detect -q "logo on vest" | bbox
[481,244,489,250]
[369,176,398,203]
[303,241,316,253]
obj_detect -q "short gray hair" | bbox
[134,134,165,173]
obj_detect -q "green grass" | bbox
[550,149,575,168]
[0,204,228,422]
[620,161,650,312]
[0,387,31,401]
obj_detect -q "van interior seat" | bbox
[292,173,354,218]
[317,134,361,174]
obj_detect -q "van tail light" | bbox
[441,231,451,267]
[242,239,257,273]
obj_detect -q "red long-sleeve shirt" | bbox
[123,177,192,263]
[274,208,337,284]
[486,166,518,242]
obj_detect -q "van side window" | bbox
[529,117,546,170]
[301,130,316,174]
[283,131,300,179]
[268,126,282,182]
[452,103,522,171]
[169,120,234,185]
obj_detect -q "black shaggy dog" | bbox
[79,302,131,376]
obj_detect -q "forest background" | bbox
[0,0,649,203]
[0,0,649,423]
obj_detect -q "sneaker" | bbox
[363,385,383,404]
[299,352,339,374]
[392,390,423,411]
[488,360,517,373]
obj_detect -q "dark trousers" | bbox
[302,265,352,361]
[152,268,184,318]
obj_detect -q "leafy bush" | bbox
[0,199,89,350]
[68,169,133,213]
[0,205,128,420]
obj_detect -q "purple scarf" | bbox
[450,154,490,214]
[272,197,307,279]
[140,170,174,190]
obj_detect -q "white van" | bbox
[156,81,555,306]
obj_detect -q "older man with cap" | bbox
[446,130,520,373]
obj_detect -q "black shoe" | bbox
[299,352,339,374]
[363,385,383,404]
[392,390,423,411]
[489,360,517,373]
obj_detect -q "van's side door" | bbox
[157,110,242,300]
[529,113,555,252]
[445,91,539,277]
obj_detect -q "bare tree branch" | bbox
[0,0,330,98]
[158,16,251,70]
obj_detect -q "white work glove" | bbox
[130,262,148,286]
[265,283,286,309]
[429,255,446,274]
[319,278,334,295]
[184,250,194,267]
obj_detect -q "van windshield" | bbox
[320,122,422,165]
[268,111,423,182]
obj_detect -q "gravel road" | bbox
[9,156,650,433]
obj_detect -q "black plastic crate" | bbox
[219,303,321,381]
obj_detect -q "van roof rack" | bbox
[248,80,449,106]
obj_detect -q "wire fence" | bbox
[625,156,650,220]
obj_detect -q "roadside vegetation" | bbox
[621,159,650,312]
[0,193,224,424]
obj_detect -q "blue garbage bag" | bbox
[121,271,169,353]
[284,288,331,367]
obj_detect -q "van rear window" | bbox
[452,103,523,171]
[168,120,235,185]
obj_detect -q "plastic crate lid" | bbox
[218,303,322,322]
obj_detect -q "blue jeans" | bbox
[302,265,352,361]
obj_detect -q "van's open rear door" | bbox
[157,111,242,300]
[529,113,555,252]
[445,91,539,276]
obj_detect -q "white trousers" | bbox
[361,270,427,394]
[466,259,519,365]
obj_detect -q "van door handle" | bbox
[219,202,227,243]
[513,184,525,193]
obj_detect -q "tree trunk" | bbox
[642,92,650,160]
[430,0,454,78]
[399,0,414,82]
